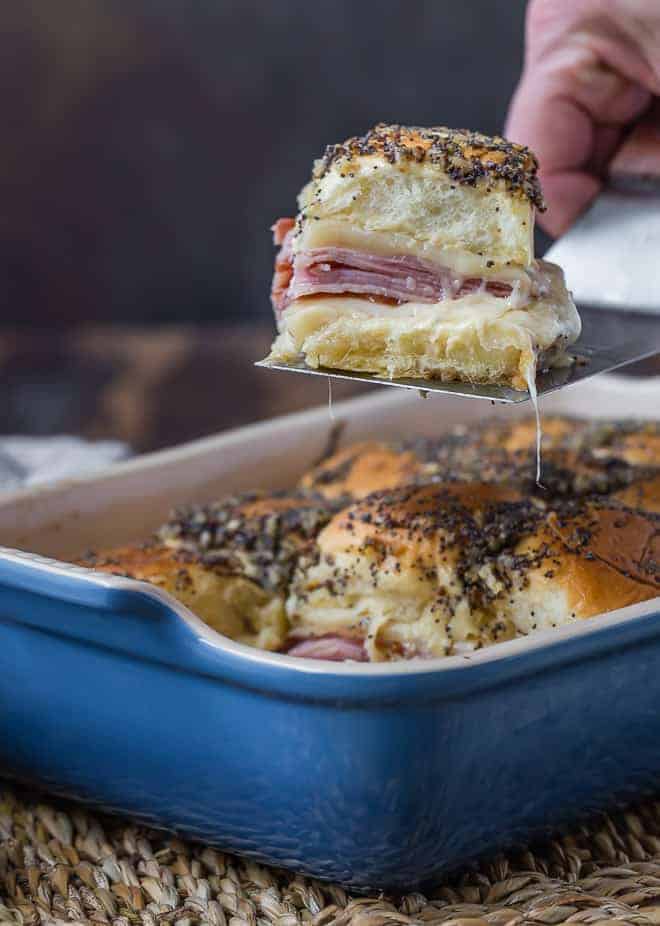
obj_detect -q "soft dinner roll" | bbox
[267,124,581,390]
[301,417,659,507]
[615,473,660,513]
[287,483,525,660]
[76,417,658,662]
[79,491,336,652]
[286,484,658,661]
[79,543,288,650]
[507,502,659,634]
[297,124,543,269]
[298,441,425,500]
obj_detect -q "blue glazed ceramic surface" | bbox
[1,547,660,890]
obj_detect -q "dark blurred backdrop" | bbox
[0,0,530,326]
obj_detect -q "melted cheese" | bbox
[327,375,336,421]
[295,218,536,280]
[269,260,580,393]
[523,352,543,485]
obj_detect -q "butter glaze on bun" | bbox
[508,504,659,634]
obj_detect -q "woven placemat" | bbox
[4,786,660,926]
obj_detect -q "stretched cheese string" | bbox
[523,350,543,486]
[325,346,543,481]
[327,376,336,421]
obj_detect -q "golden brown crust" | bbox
[77,543,289,650]
[301,418,660,508]
[615,473,660,514]
[318,482,525,581]
[607,430,660,467]
[496,417,576,453]
[77,417,658,659]
[547,506,658,590]
[158,491,336,592]
[77,543,185,584]
[322,482,522,547]
[517,505,659,620]
[314,123,545,209]
[299,442,424,500]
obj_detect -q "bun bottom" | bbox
[269,289,579,391]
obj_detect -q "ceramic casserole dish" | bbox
[0,376,659,890]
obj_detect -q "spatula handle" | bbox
[609,99,660,192]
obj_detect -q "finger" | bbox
[507,87,593,181]
[506,57,651,235]
[524,0,660,97]
[538,170,601,237]
[506,86,596,235]
[590,124,624,177]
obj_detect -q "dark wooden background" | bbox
[0,3,657,452]
[0,1,533,326]
[0,326,369,452]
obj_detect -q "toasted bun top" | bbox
[78,543,184,582]
[313,484,658,626]
[318,482,529,576]
[547,504,658,589]
[79,416,658,661]
[517,503,659,619]
[312,123,545,209]
[302,418,660,510]
[157,491,336,592]
[299,441,424,500]
[615,473,660,513]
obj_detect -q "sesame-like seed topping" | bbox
[314,123,546,209]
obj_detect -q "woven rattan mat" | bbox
[4,786,660,926]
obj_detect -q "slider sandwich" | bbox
[268,124,580,390]
[77,418,659,662]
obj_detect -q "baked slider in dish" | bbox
[286,484,658,661]
[79,543,288,650]
[300,418,660,505]
[268,124,580,390]
[78,491,336,653]
[76,418,658,662]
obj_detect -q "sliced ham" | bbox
[270,217,521,315]
[271,217,295,246]
[285,634,368,662]
[271,220,296,310]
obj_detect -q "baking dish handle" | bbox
[0,546,224,675]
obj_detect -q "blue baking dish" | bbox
[0,380,658,890]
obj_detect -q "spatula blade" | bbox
[544,188,660,313]
[256,324,660,405]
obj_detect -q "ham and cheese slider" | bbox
[78,491,336,654]
[285,484,658,661]
[267,123,580,390]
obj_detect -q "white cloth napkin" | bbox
[0,436,130,491]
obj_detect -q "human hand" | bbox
[506,0,660,236]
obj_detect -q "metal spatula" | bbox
[258,114,660,404]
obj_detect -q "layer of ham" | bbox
[285,633,368,662]
[271,217,516,315]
